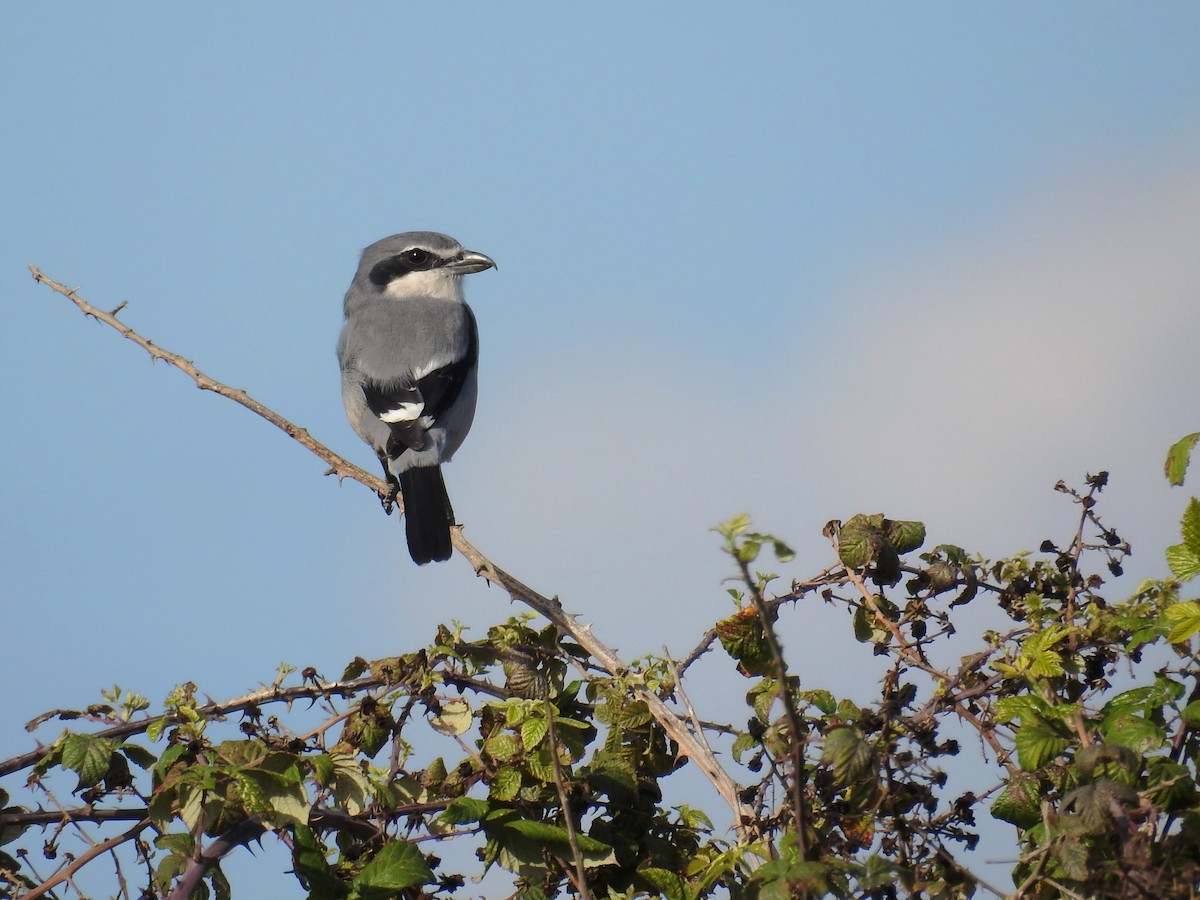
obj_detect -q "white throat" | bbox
[383,270,465,303]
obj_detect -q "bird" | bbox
[337,232,495,564]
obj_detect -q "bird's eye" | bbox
[404,248,432,266]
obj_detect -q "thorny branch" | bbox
[25,265,757,840]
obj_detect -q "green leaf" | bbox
[1182,497,1200,551]
[440,796,489,826]
[490,766,521,801]
[352,840,433,895]
[429,699,472,736]
[60,733,116,790]
[995,694,1054,725]
[1075,744,1140,789]
[798,689,837,716]
[310,752,335,787]
[1100,713,1167,754]
[1165,432,1200,486]
[884,519,926,554]
[233,772,269,815]
[1182,699,1200,728]
[1014,721,1068,770]
[503,819,614,860]
[520,716,548,751]
[991,772,1042,828]
[177,784,209,833]
[717,514,753,539]
[838,514,885,570]
[821,726,873,784]
[483,733,522,763]
[329,753,370,817]
[209,861,231,900]
[118,742,157,770]
[154,832,195,856]
[737,538,762,564]
[1052,837,1091,881]
[1167,545,1200,582]
[639,867,689,900]
[715,607,774,677]
[1145,758,1197,811]
[1164,601,1200,644]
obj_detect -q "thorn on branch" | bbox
[110,301,128,316]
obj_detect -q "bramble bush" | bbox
[4,273,1200,899]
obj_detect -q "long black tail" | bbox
[398,465,454,564]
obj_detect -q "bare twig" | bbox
[735,556,809,863]
[836,556,1020,777]
[20,820,151,900]
[543,690,591,899]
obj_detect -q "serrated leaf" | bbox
[715,606,774,677]
[884,519,926,554]
[719,514,752,538]
[1052,837,1090,881]
[1165,601,1200,643]
[146,718,167,743]
[233,772,269,815]
[822,726,873,784]
[429,699,472,736]
[118,742,156,770]
[490,766,522,801]
[1182,497,1200,550]
[154,832,195,856]
[148,788,177,832]
[440,796,489,826]
[310,752,334,787]
[330,753,370,816]
[1167,545,1200,582]
[177,784,208,833]
[352,840,433,894]
[838,514,885,569]
[483,733,522,763]
[290,830,348,897]
[1165,433,1200,486]
[1182,699,1200,728]
[520,716,548,750]
[1026,647,1065,678]
[995,695,1053,725]
[1075,743,1140,783]
[61,734,116,791]
[798,689,836,715]
[638,867,688,900]
[991,773,1042,828]
[503,819,614,860]
[1014,721,1068,770]
[1100,713,1166,754]
[731,732,757,764]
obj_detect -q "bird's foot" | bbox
[379,483,399,515]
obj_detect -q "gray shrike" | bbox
[337,232,495,564]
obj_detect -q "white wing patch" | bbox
[378,401,426,423]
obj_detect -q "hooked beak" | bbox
[446,249,497,275]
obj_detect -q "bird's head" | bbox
[360,232,496,302]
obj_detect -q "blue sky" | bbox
[3,2,1200,893]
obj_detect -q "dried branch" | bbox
[19,820,150,900]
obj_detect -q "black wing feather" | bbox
[362,307,478,459]
[415,306,478,423]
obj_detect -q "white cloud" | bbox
[456,139,1200,666]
